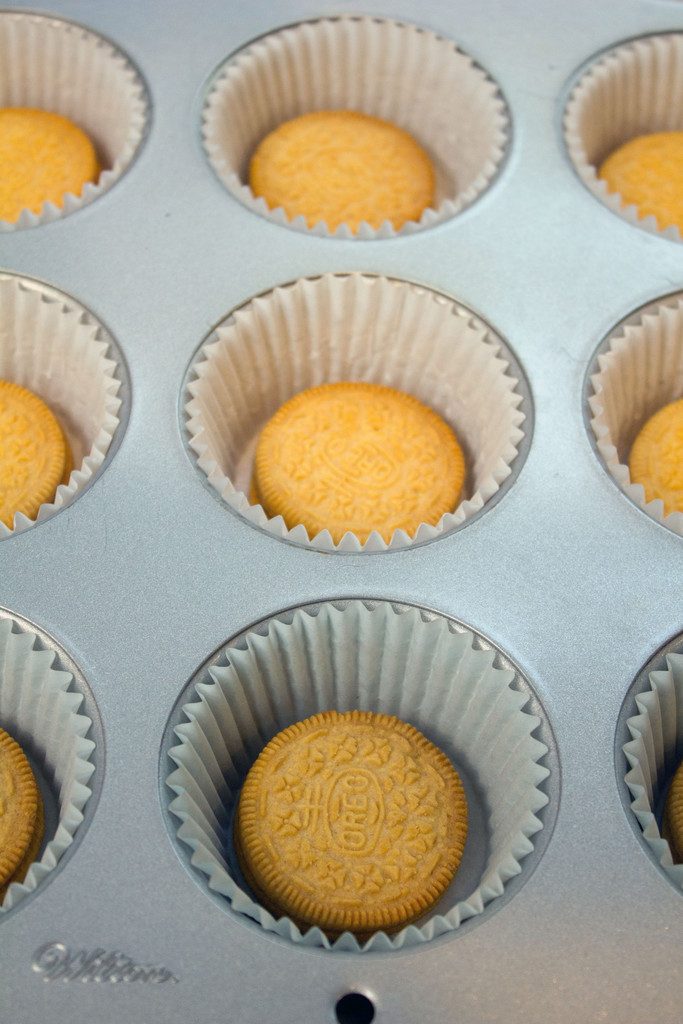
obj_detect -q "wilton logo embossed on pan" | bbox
[31,943,179,983]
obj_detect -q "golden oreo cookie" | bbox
[0,380,68,528]
[249,110,435,232]
[0,108,100,223]
[253,382,466,544]
[235,710,468,938]
[0,791,44,901]
[0,727,40,891]
[664,760,683,864]
[628,398,683,516]
[599,132,683,233]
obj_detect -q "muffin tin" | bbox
[1,1,682,1022]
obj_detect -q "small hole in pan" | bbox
[335,992,375,1024]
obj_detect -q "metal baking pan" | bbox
[1,1,682,1022]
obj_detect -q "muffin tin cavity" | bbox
[0,274,128,537]
[618,631,683,895]
[0,609,101,918]
[0,11,148,230]
[162,599,555,953]
[587,292,683,537]
[183,273,530,552]
[564,33,683,241]
[202,15,509,238]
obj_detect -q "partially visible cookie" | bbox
[664,760,683,863]
[0,790,44,901]
[0,727,40,891]
[0,380,69,528]
[0,107,100,223]
[235,710,468,938]
[253,381,466,544]
[628,397,683,516]
[249,110,435,232]
[599,131,683,233]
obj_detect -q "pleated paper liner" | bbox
[588,293,683,537]
[202,15,509,238]
[166,600,550,952]
[624,651,683,892]
[0,615,97,914]
[0,11,148,230]
[185,274,528,552]
[565,33,683,241]
[0,274,125,537]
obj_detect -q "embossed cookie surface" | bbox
[0,380,68,528]
[253,382,466,544]
[629,398,683,515]
[249,110,435,232]
[0,107,100,223]
[664,760,683,864]
[0,727,40,890]
[235,710,468,937]
[0,790,44,901]
[599,132,683,233]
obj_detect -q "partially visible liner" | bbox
[565,33,683,241]
[185,273,526,552]
[589,295,683,537]
[202,15,509,238]
[624,652,683,891]
[0,275,122,537]
[0,618,96,913]
[0,11,148,231]
[166,600,549,952]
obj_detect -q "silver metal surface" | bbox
[0,1,682,1022]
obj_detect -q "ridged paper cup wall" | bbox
[0,274,125,537]
[588,294,683,537]
[165,600,550,952]
[565,33,683,241]
[624,650,683,893]
[0,614,97,914]
[0,11,148,230]
[185,273,527,552]
[202,16,509,238]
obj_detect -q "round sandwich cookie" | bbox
[0,726,40,893]
[628,397,683,516]
[599,131,683,233]
[235,710,468,938]
[664,760,683,864]
[0,380,70,528]
[253,381,466,544]
[249,110,435,232]
[0,790,44,901]
[0,107,100,223]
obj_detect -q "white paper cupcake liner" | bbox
[166,600,550,952]
[0,274,123,537]
[624,652,683,890]
[0,11,148,230]
[202,16,509,238]
[0,616,96,913]
[588,295,683,536]
[185,273,526,551]
[565,33,683,241]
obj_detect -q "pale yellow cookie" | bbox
[629,398,683,516]
[0,107,100,223]
[253,382,466,544]
[664,760,683,864]
[0,791,44,901]
[0,380,70,528]
[235,710,468,938]
[599,132,683,233]
[249,110,435,232]
[0,727,40,890]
